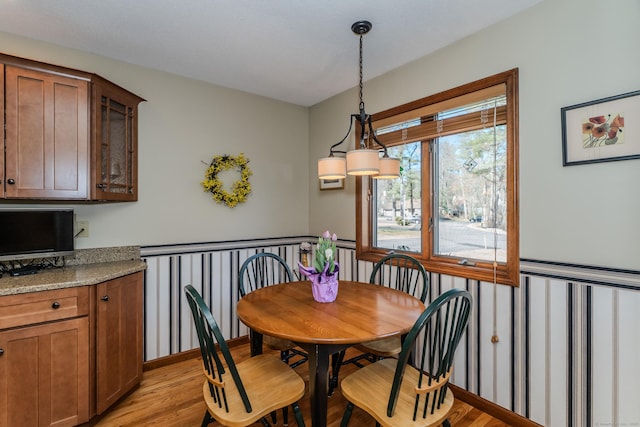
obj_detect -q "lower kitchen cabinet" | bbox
[94,272,143,414]
[0,271,143,426]
[0,318,89,427]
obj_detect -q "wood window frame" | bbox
[356,69,519,286]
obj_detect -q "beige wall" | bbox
[0,32,310,248]
[1,0,639,270]
[309,0,640,270]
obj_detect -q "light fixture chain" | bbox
[359,33,364,106]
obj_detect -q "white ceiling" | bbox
[0,0,541,107]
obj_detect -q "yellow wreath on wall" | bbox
[201,153,252,208]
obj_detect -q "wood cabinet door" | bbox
[4,65,89,199]
[0,318,90,427]
[95,272,143,414]
[91,77,143,201]
[0,64,4,198]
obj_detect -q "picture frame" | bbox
[319,178,344,191]
[561,90,640,166]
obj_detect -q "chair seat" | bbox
[203,353,305,427]
[264,334,297,351]
[356,336,401,358]
[340,358,454,427]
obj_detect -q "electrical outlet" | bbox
[76,221,89,238]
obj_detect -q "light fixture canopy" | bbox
[317,20,400,180]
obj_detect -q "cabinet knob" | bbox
[101,295,109,301]
[52,302,60,309]
[7,178,15,185]
[0,348,4,356]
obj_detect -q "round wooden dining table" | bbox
[236,280,425,427]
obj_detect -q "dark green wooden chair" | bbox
[184,285,306,427]
[340,288,472,427]
[329,253,429,395]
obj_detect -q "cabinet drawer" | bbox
[0,287,89,330]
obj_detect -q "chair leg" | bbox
[340,402,354,427]
[201,410,212,427]
[329,350,346,396]
[283,405,289,425]
[292,402,306,427]
[443,419,451,427]
[289,348,309,369]
[270,410,277,424]
[340,351,376,368]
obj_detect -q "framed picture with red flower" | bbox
[562,90,640,166]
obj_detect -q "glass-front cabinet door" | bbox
[91,76,144,201]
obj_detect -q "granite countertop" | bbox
[0,260,147,296]
[0,246,147,296]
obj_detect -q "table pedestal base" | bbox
[298,342,349,427]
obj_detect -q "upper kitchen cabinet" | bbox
[0,64,4,199]
[0,53,144,202]
[91,76,144,201]
[4,64,90,200]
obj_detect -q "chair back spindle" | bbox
[369,253,429,303]
[239,252,294,297]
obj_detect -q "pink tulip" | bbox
[322,230,331,239]
[332,233,337,241]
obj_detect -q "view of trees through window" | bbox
[434,125,507,262]
[374,99,507,263]
[374,141,422,252]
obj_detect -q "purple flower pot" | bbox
[298,262,339,303]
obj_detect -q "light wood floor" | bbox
[94,346,510,426]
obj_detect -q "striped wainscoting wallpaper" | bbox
[141,237,640,427]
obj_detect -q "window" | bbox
[356,69,519,286]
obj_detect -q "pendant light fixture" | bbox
[317,20,400,180]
